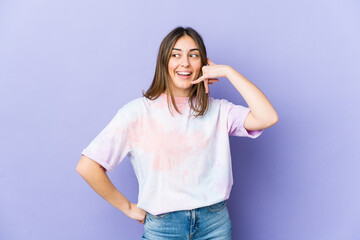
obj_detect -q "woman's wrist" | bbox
[224,65,235,79]
[116,200,131,216]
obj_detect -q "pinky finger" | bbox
[204,79,209,93]
[209,78,219,82]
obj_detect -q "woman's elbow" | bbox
[272,112,279,124]
[260,113,279,129]
[267,113,279,128]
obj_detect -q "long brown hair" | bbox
[142,26,210,117]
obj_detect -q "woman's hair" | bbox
[142,26,210,117]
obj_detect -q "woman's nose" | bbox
[181,57,190,67]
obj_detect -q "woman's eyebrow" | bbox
[172,48,199,51]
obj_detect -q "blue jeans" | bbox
[142,200,232,239]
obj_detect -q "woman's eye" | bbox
[190,54,198,58]
[172,54,180,57]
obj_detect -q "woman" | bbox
[76,26,278,239]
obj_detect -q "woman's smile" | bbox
[176,71,193,79]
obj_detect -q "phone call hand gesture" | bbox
[191,58,230,93]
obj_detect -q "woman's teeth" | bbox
[177,71,192,76]
[177,72,191,76]
[176,72,192,79]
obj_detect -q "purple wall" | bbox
[1,0,359,239]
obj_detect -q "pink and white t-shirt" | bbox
[81,93,263,215]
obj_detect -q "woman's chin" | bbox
[174,81,192,88]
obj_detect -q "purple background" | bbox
[1,0,359,239]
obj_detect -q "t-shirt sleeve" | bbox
[81,106,133,172]
[222,99,263,138]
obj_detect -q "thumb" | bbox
[207,58,216,66]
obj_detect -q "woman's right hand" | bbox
[76,156,147,224]
[125,202,147,224]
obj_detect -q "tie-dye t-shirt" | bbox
[81,93,263,215]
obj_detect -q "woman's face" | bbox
[167,35,202,97]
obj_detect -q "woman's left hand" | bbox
[191,58,230,93]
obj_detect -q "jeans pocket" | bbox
[206,200,226,213]
[146,211,170,219]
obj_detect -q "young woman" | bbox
[76,26,278,239]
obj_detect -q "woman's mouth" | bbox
[176,71,192,79]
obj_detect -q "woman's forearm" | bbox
[225,66,278,125]
[76,155,131,214]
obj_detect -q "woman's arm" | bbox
[192,58,278,131]
[225,65,278,131]
[76,155,146,224]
